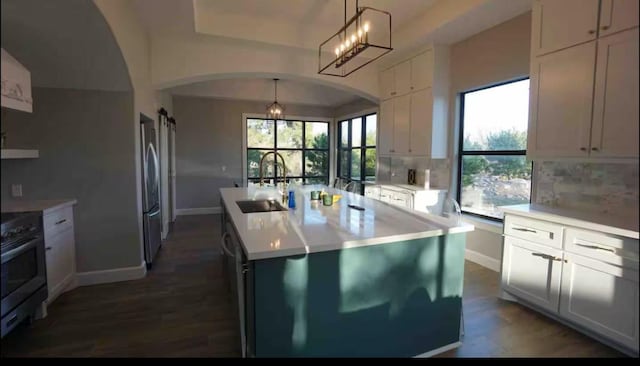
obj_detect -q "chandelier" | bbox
[318,0,392,77]
[266,78,285,119]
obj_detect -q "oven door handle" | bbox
[1,236,43,262]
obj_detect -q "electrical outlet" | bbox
[11,184,22,197]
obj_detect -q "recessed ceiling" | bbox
[134,0,437,34]
[167,78,366,107]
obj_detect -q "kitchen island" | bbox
[220,186,473,358]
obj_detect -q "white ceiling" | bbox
[134,0,438,36]
[167,78,364,107]
[135,0,532,104]
[1,0,130,91]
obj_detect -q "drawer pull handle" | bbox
[531,252,562,261]
[513,227,537,233]
[55,219,67,225]
[46,247,52,251]
[575,243,615,253]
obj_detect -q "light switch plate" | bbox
[11,184,22,197]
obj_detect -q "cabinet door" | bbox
[45,228,75,302]
[409,88,432,156]
[528,41,596,158]
[411,50,432,91]
[393,94,411,155]
[380,68,395,100]
[598,0,639,37]
[590,29,639,158]
[501,236,563,313]
[394,60,412,96]
[560,252,639,352]
[531,0,599,56]
[379,99,395,154]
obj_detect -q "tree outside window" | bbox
[458,79,532,220]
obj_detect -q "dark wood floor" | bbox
[1,214,624,357]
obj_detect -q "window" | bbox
[337,113,377,194]
[246,118,329,186]
[457,79,532,220]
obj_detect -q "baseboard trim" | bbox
[465,249,501,272]
[176,207,221,215]
[76,261,147,287]
[414,341,462,358]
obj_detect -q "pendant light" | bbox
[318,0,392,77]
[266,78,285,119]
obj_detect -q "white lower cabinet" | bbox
[502,236,563,313]
[559,252,639,351]
[43,206,76,304]
[501,212,639,355]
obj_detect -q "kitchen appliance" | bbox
[141,117,162,268]
[221,219,251,357]
[1,211,47,338]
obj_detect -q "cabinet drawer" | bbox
[44,206,74,240]
[504,215,563,249]
[565,227,639,268]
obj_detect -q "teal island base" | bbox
[247,233,466,357]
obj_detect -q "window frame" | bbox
[244,117,331,186]
[337,112,377,194]
[456,77,532,222]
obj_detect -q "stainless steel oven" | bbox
[1,212,48,338]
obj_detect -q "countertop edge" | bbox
[1,199,78,215]
[246,225,474,260]
[501,205,639,240]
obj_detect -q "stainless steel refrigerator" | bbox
[141,117,162,268]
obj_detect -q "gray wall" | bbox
[1,87,141,272]
[173,96,334,210]
[447,12,532,267]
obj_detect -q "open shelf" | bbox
[1,149,39,159]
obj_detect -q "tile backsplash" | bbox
[534,161,639,216]
[377,156,451,189]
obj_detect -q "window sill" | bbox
[462,214,503,234]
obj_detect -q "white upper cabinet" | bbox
[392,95,411,155]
[394,60,411,97]
[531,0,600,57]
[1,48,32,113]
[598,0,640,37]
[378,46,449,158]
[590,29,639,157]
[528,42,596,158]
[528,0,639,160]
[379,68,395,100]
[411,50,432,91]
[409,88,432,156]
[379,99,395,154]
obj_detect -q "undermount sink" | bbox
[236,199,287,213]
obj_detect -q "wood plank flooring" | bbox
[0,214,625,357]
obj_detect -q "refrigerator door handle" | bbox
[149,139,160,195]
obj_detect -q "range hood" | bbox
[1,48,32,113]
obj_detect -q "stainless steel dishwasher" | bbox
[221,220,249,357]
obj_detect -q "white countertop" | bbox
[221,187,473,260]
[500,204,639,239]
[1,199,77,215]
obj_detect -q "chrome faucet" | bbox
[258,151,287,204]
